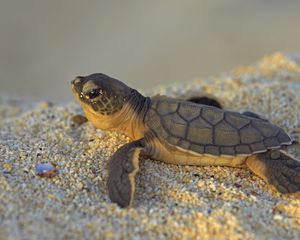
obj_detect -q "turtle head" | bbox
[71,73,132,117]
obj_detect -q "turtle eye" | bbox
[87,89,100,99]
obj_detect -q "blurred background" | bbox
[0,0,300,102]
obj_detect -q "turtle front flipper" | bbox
[107,139,144,208]
[246,150,300,197]
[186,96,223,109]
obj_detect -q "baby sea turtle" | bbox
[71,73,300,208]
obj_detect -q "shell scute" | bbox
[225,113,250,129]
[264,138,280,147]
[157,100,178,115]
[220,147,236,155]
[178,103,201,121]
[178,139,191,150]
[205,146,220,155]
[214,121,240,146]
[184,114,213,144]
[190,144,204,154]
[235,145,252,155]
[277,130,292,143]
[250,142,267,153]
[201,107,224,125]
[240,125,264,144]
[145,109,161,129]
[162,113,187,138]
[166,135,180,145]
[252,120,279,137]
[187,118,213,144]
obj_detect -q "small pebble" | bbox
[273,214,283,221]
[234,183,242,188]
[37,101,53,109]
[36,162,58,178]
[48,194,58,201]
[71,114,88,125]
[91,168,98,176]
[2,163,12,174]
[76,182,84,191]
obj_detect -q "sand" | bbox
[0,52,300,240]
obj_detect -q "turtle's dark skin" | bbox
[71,73,300,208]
[186,96,223,109]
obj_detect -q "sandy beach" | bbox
[1,53,300,240]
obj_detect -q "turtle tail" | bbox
[246,150,300,197]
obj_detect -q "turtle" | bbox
[71,73,300,208]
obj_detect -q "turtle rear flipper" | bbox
[107,140,144,208]
[246,150,300,197]
[242,111,268,121]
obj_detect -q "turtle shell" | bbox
[144,97,292,156]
